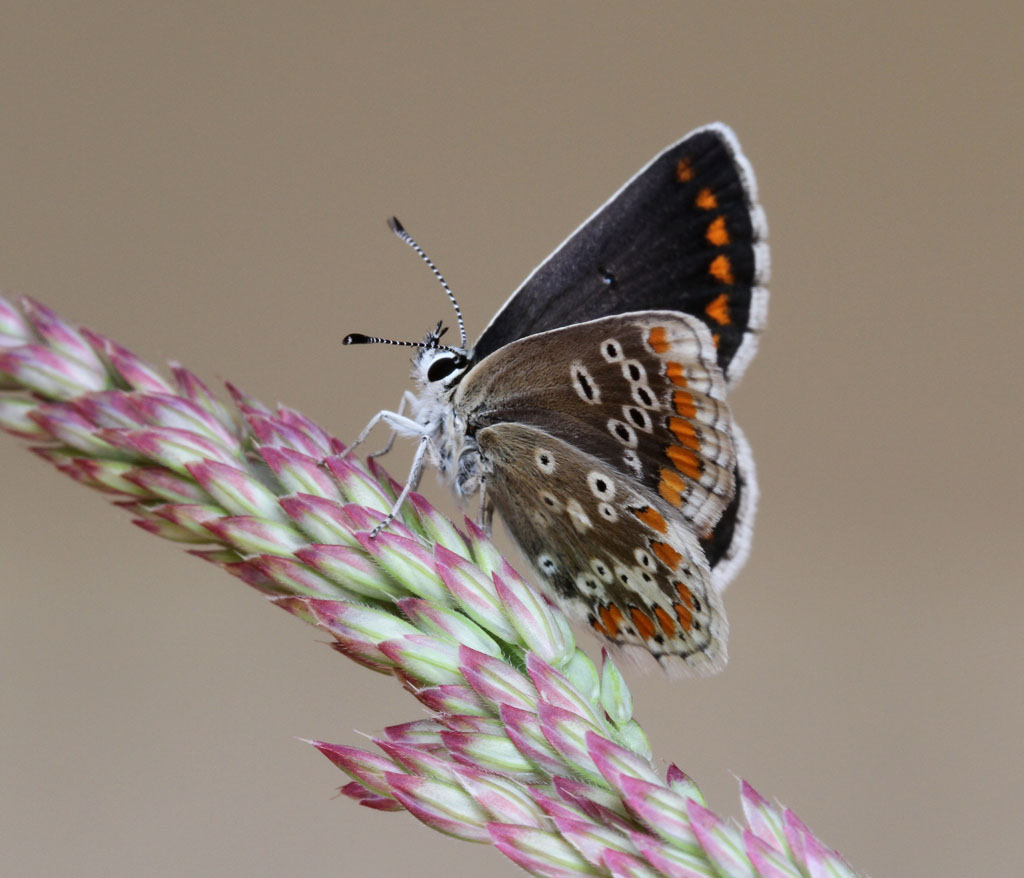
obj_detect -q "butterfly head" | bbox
[412,321,471,390]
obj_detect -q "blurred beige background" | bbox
[1,3,1021,876]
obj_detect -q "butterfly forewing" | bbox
[457,312,738,535]
[476,422,727,674]
[473,124,768,385]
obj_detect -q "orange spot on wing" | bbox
[633,505,668,533]
[631,607,657,641]
[666,445,702,480]
[668,416,700,450]
[696,188,718,210]
[674,602,693,631]
[651,540,683,569]
[665,362,688,387]
[654,607,676,636]
[675,157,694,182]
[706,215,730,246]
[605,605,625,638]
[658,468,686,507]
[592,617,607,636]
[712,333,721,347]
[647,326,670,353]
[672,391,697,419]
[709,254,735,285]
[674,583,694,631]
[705,292,732,325]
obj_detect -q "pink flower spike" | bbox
[307,600,419,646]
[324,454,393,514]
[536,702,604,785]
[123,466,211,503]
[489,823,597,878]
[0,397,50,439]
[629,830,714,878]
[327,633,395,674]
[357,531,448,603]
[529,654,606,731]
[130,393,239,451]
[225,381,271,417]
[405,491,470,556]
[188,459,289,522]
[308,740,403,799]
[384,772,491,843]
[744,831,803,878]
[802,832,858,878]
[551,814,637,868]
[499,704,569,777]
[740,780,786,853]
[782,809,811,866]
[202,514,307,556]
[553,776,631,824]
[260,446,342,501]
[1,343,108,399]
[278,494,359,547]
[440,728,545,783]
[585,731,662,790]
[250,555,353,599]
[396,597,503,658]
[170,364,236,430]
[30,403,120,455]
[435,546,518,643]
[459,646,538,713]
[687,800,757,878]
[80,329,173,394]
[342,503,416,541]
[381,720,446,750]
[0,295,33,346]
[246,413,327,459]
[452,765,546,828]
[603,850,662,878]
[275,405,335,456]
[152,503,224,538]
[70,390,146,429]
[101,426,238,474]
[494,571,574,666]
[413,684,491,718]
[132,515,212,543]
[616,775,699,852]
[269,596,319,625]
[295,543,405,601]
[666,764,705,806]
[337,781,405,811]
[377,634,464,686]
[374,740,457,782]
[21,297,106,377]
[65,458,148,496]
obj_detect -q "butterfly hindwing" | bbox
[475,421,727,674]
[472,123,768,386]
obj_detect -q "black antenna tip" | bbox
[387,216,405,235]
[343,333,370,345]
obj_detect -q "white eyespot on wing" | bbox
[538,490,562,512]
[537,554,558,576]
[565,498,592,532]
[607,418,638,447]
[570,361,601,404]
[598,501,618,522]
[621,405,653,432]
[590,558,614,584]
[534,447,556,474]
[600,338,624,362]
[634,548,655,569]
[621,359,646,383]
[586,470,616,500]
[576,572,601,592]
[630,383,659,409]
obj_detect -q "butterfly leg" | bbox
[342,405,424,459]
[370,434,432,537]
[367,391,419,459]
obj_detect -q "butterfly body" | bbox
[352,123,768,675]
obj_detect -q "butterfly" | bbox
[345,123,769,675]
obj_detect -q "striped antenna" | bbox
[387,216,467,348]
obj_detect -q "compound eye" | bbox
[427,356,461,382]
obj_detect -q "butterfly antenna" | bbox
[388,216,467,348]
[342,329,464,356]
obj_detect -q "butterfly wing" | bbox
[472,123,769,386]
[457,311,745,587]
[476,421,726,675]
